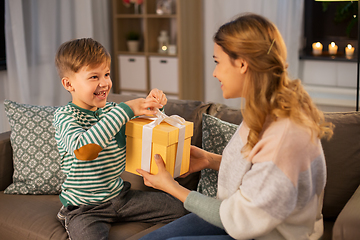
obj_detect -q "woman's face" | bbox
[212,43,248,99]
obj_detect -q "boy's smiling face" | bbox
[62,63,112,111]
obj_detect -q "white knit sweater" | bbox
[185,117,326,240]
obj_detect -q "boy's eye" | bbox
[90,75,98,79]
[105,73,110,77]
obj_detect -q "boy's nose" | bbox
[99,78,109,88]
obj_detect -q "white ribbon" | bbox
[140,109,186,178]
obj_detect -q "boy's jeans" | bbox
[57,181,188,240]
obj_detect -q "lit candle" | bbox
[328,42,338,55]
[345,44,355,58]
[312,42,323,55]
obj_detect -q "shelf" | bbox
[115,14,176,19]
[300,51,358,63]
[116,51,177,57]
[115,14,144,18]
[146,14,177,18]
[112,0,204,101]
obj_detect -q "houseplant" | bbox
[126,31,140,52]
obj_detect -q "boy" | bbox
[53,38,187,240]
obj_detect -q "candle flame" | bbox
[315,42,321,48]
[347,44,353,50]
[331,42,335,47]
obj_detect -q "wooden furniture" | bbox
[111,0,204,101]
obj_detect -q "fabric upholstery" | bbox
[0,131,12,191]
[4,100,65,194]
[332,184,360,239]
[1,94,360,240]
[322,112,360,219]
[197,114,238,198]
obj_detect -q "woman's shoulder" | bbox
[264,117,312,141]
[251,117,321,162]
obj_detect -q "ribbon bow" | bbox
[140,109,186,178]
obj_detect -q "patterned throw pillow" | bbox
[4,100,65,194]
[197,113,238,198]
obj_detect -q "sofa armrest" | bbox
[332,184,360,240]
[0,131,13,191]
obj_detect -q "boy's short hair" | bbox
[55,38,111,78]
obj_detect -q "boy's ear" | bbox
[61,77,74,92]
[235,58,248,74]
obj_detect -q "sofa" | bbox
[0,93,360,240]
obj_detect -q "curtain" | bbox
[204,0,304,108]
[0,0,111,132]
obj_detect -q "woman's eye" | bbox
[214,60,219,65]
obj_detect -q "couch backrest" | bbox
[0,131,13,191]
[321,112,360,220]
[3,94,359,221]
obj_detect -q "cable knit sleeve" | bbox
[184,191,224,229]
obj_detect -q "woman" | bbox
[137,13,334,240]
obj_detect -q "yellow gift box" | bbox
[125,117,193,178]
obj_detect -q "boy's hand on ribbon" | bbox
[125,98,163,116]
[137,154,190,203]
[147,88,167,107]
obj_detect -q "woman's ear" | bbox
[61,77,74,92]
[237,58,248,74]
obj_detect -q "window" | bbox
[302,0,358,61]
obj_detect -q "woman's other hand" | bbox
[181,145,222,178]
[137,154,190,202]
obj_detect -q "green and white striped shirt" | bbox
[53,102,134,207]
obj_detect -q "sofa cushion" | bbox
[197,114,238,198]
[4,100,65,194]
[163,98,205,148]
[207,103,243,125]
[0,190,160,240]
[322,112,360,220]
[0,191,67,239]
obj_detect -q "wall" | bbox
[202,0,358,112]
[1,0,357,133]
[300,60,357,112]
[203,0,304,108]
[0,70,10,132]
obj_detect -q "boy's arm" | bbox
[54,103,134,160]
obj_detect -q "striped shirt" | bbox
[53,102,134,207]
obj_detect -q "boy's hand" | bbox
[147,88,167,107]
[125,98,163,116]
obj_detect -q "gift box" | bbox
[125,117,193,178]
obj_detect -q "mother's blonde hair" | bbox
[214,13,333,154]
